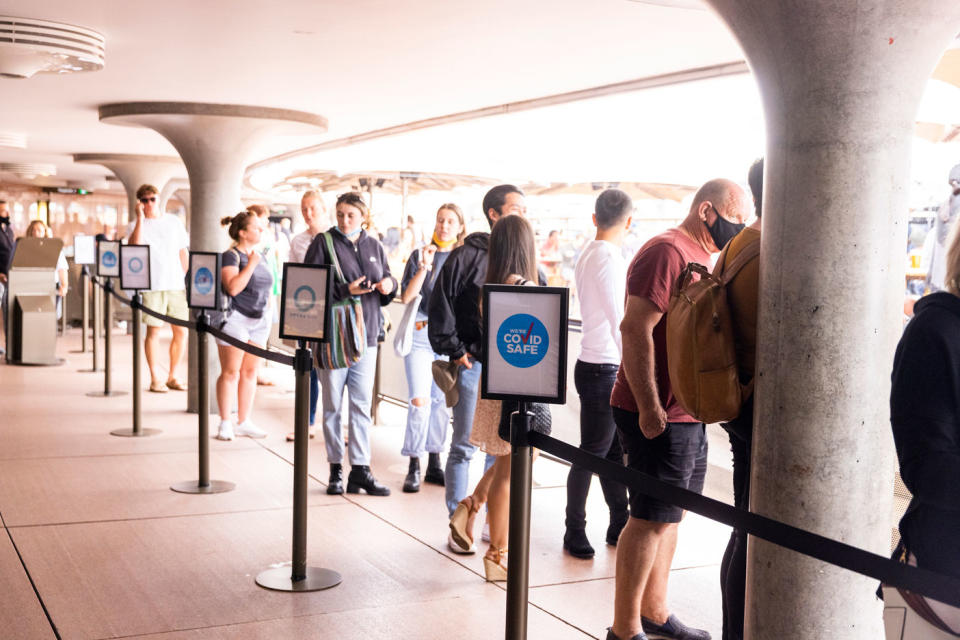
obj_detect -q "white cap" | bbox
[949,163,960,184]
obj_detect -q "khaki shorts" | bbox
[140,289,189,328]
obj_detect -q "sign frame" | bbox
[119,244,152,291]
[73,235,96,265]
[279,262,332,343]
[481,284,569,405]
[187,251,222,310]
[96,239,120,277]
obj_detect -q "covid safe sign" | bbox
[280,263,331,342]
[119,244,151,291]
[97,240,120,277]
[482,284,568,404]
[188,252,220,310]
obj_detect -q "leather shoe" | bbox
[326,463,344,495]
[424,452,444,486]
[346,465,391,496]
[403,457,421,493]
[607,515,629,547]
[563,528,595,559]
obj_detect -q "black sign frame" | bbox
[279,262,333,343]
[119,244,152,291]
[186,251,223,311]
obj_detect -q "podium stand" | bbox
[6,237,63,365]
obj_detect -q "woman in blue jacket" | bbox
[305,192,397,496]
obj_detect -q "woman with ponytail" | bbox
[397,204,465,492]
[214,211,274,441]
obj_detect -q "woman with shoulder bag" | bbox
[214,211,274,441]
[447,214,551,581]
[397,204,466,492]
[304,192,397,497]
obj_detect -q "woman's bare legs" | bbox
[216,344,243,421]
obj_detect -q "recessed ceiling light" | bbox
[0,16,105,79]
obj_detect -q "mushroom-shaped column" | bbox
[98,103,328,413]
[702,1,960,637]
[73,153,183,227]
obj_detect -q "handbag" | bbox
[498,400,552,443]
[393,294,421,357]
[314,232,367,369]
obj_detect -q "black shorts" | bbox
[612,406,707,523]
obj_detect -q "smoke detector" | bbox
[0,162,57,179]
[0,16,105,79]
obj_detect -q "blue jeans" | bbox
[401,324,448,457]
[309,368,319,427]
[319,345,378,466]
[445,358,481,515]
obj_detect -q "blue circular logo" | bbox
[496,313,549,368]
[194,267,214,295]
[293,285,316,312]
[103,251,117,268]
[128,257,144,273]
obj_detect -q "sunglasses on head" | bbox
[139,196,157,203]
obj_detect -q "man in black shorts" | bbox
[607,179,750,640]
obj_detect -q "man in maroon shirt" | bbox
[608,179,751,640]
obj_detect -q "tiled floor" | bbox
[0,328,732,639]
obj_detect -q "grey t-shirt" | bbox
[222,248,273,318]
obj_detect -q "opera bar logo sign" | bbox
[483,285,568,404]
[280,264,331,342]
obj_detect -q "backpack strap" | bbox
[716,237,760,285]
[323,232,348,285]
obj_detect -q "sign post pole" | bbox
[505,401,534,640]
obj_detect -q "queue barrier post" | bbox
[256,340,342,592]
[87,278,125,396]
[110,291,159,436]
[171,311,234,493]
[505,401,535,640]
[79,273,101,372]
[74,266,89,353]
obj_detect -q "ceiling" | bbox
[0,0,746,191]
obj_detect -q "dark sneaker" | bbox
[606,627,648,640]
[641,615,711,640]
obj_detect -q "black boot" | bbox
[563,528,595,559]
[326,463,344,495]
[346,465,391,496]
[403,457,421,493]
[424,452,445,486]
[606,513,629,547]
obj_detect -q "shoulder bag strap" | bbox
[323,232,347,285]
[718,238,760,286]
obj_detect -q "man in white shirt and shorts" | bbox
[126,184,190,393]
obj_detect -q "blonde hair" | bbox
[436,203,466,246]
[945,216,960,296]
[26,220,48,238]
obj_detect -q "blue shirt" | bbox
[401,247,451,321]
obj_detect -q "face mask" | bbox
[708,206,745,250]
[340,226,362,239]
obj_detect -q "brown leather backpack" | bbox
[666,238,759,424]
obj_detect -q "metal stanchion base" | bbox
[86,390,127,397]
[170,480,236,494]
[6,358,66,367]
[78,366,103,373]
[110,427,162,437]
[255,567,342,592]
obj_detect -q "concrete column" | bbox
[98,103,328,413]
[702,2,960,637]
[72,154,183,230]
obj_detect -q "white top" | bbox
[288,229,316,264]
[125,214,189,291]
[575,239,625,365]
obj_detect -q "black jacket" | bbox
[427,231,546,362]
[304,227,397,347]
[0,217,14,276]
[891,292,960,577]
[428,232,489,361]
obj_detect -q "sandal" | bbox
[483,546,508,582]
[449,496,481,552]
[166,379,187,391]
[148,381,168,393]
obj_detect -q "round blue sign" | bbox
[194,267,214,295]
[103,251,117,268]
[293,285,316,312]
[128,257,144,273]
[496,313,549,368]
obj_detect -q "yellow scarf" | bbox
[432,232,456,249]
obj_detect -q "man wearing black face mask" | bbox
[607,179,750,640]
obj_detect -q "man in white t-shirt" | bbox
[286,190,327,441]
[563,188,633,559]
[126,183,189,393]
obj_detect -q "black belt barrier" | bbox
[524,430,960,609]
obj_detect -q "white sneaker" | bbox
[448,532,476,555]
[216,419,234,441]
[235,420,267,439]
[481,522,490,543]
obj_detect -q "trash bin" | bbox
[11,295,58,364]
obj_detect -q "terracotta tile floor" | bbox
[0,329,732,639]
